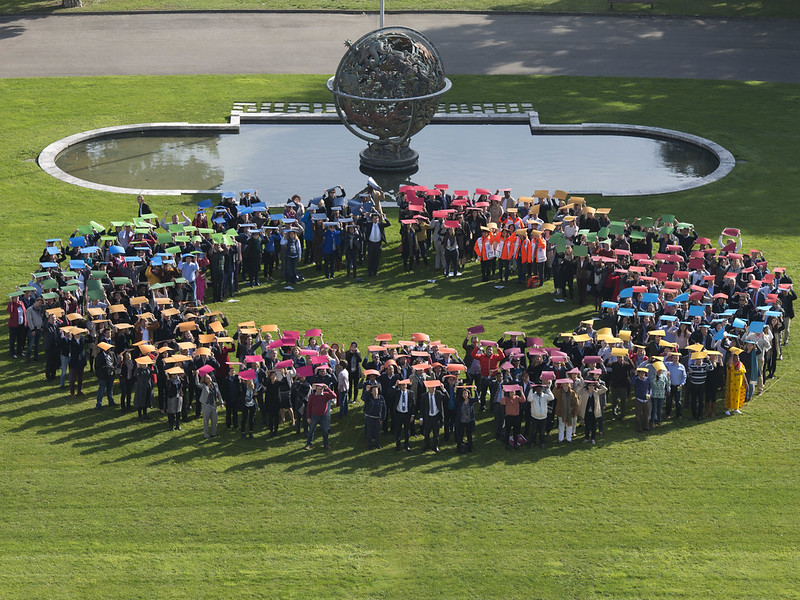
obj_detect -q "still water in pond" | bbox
[54,123,719,199]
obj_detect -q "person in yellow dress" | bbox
[725,347,747,415]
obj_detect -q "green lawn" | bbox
[2,0,799,18]
[1,74,799,598]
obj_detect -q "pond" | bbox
[52,123,722,199]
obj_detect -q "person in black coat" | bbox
[363,384,387,450]
[291,375,311,436]
[391,379,416,451]
[136,195,151,217]
[342,223,363,279]
[364,212,391,276]
[420,383,446,452]
[261,370,282,437]
[455,386,477,453]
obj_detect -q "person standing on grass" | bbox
[724,347,747,415]
[554,379,579,442]
[196,372,223,438]
[281,228,302,290]
[363,383,387,450]
[240,377,257,439]
[305,382,335,450]
[649,364,669,428]
[578,379,606,444]
[392,379,416,452]
[455,386,477,453]
[500,385,524,448]
[704,352,724,419]
[528,381,553,448]
[133,358,154,421]
[165,368,184,431]
[631,367,652,433]
[687,354,712,421]
[94,341,117,409]
[664,351,686,420]
[335,361,349,418]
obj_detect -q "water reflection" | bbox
[56,133,225,190]
[54,124,719,198]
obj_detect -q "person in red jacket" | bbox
[471,344,503,410]
[305,382,336,450]
[6,295,27,359]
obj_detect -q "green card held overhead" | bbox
[157,232,173,244]
[637,217,654,229]
[597,226,610,239]
[88,289,105,301]
[165,246,181,254]
[661,214,675,224]
[609,223,625,237]
[572,245,588,257]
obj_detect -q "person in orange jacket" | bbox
[474,227,497,282]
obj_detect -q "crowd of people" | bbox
[5,182,795,453]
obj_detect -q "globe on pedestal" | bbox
[327,27,452,173]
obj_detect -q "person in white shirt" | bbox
[336,361,350,417]
[528,381,554,448]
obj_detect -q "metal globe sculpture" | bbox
[327,26,452,172]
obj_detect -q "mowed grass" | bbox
[0,74,799,599]
[2,0,799,19]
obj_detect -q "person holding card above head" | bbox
[500,385,524,449]
[165,367,184,431]
[281,228,302,290]
[393,378,416,451]
[554,379,579,442]
[239,372,258,439]
[421,380,445,452]
[631,367,652,433]
[195,371,223,438]
[528,380,553,448]
[724,347,746,415]
[363,383,387,450]
[305,382,335,451]
[455,385,477,453]
[474,227,496,282]
[578,378,607,444]
[365,212,390,277]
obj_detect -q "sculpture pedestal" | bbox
[359,144,419,173]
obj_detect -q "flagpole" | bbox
[380,0,385,28]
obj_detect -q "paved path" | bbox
[1,12,799,81]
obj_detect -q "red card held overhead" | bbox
[304,328,322,338]
[295,366,314,377]
[311,355,329,365]
[467,325,485,335]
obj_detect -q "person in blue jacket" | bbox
[321,223,341,280]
